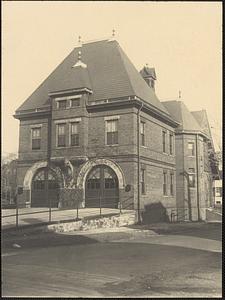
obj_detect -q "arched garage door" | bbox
[85,165,119,208]
[31,168,59,207]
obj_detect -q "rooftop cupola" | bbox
[140,64,157,91]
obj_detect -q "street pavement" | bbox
[2,223,222,298]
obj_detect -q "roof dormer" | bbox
[140,65,157,91]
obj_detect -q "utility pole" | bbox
[195,134,200,221]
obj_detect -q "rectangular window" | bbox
[188,142,195,156]
[106,120,118,145]
[140,121,145,146]
[57,100,67,109]
[57,124,66,147]
[169,133,173,155]
[188,168,195,187]
[215,187,222,197]
[70,98,80,107]
[162,131,166,153]
[141,169,145,194]
[32,128,41,150]
[170,173,174,195]
[70,122,79,146]
[163,171,167,195]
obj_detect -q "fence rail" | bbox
[1,198,125,230]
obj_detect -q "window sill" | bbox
[141,145,147,148]
[56,145,82,149]
[105,144,119,147]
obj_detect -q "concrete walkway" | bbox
[2,208,132,229]
[112,233,222,253]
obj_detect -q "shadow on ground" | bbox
[2,231,98,251]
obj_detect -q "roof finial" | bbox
[72,49,87,68]
[112,29,115,37]
[145,63,149,67]
[78,35,82,44]
[179,90,181,99]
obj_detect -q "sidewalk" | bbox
[2,207,132,230]
[112,234,222,253]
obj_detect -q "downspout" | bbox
[195,134,200,221]
[46,98,53,221]
[137,101,144,224]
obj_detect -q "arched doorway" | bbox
[31,168,59,207]
[85,165,119,208]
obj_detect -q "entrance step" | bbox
[46,211,136,233]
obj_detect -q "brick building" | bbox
[14,38,217,222]
[162,101,219,221]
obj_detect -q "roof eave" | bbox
[48,87,93,97]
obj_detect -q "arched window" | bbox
[32,168,59,190]
[104,167,118,189]
[87,167,101,189]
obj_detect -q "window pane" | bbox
[163,131,166,152]
[71,134,79,146]
[169,134,173,154]
[189,174,195,187]
[170,174,174,195]
[188,142,195,156]
[58,136,66,147]
[140,122,145,134]
[32,138,41,150]
[106,120,118,132]
[58,124,66,135]
[163,172,167,195]
[71,123,78,134]
[32,128,41,138]
[58,100,67,109]
[71,99,80,107]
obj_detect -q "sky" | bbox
[2,1,222,155]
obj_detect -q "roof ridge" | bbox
[116,43,136,97]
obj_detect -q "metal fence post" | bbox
[76,199,79,220]
[99,195,102,217]
[48,178,51,223]
[16,195,19,229]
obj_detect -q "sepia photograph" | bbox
[2,1,222,298]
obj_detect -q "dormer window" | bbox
[57,100,67,109]
[70,96,81,107]
[149,79,155,89]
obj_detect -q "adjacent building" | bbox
[162,102,219,221]
[14,37,218,222]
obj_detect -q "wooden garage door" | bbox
[31,168,59,208]
[85,165,119,208]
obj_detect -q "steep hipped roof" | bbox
[162,100,203,133]
[16,39,169,115]
[191,110,212,139]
